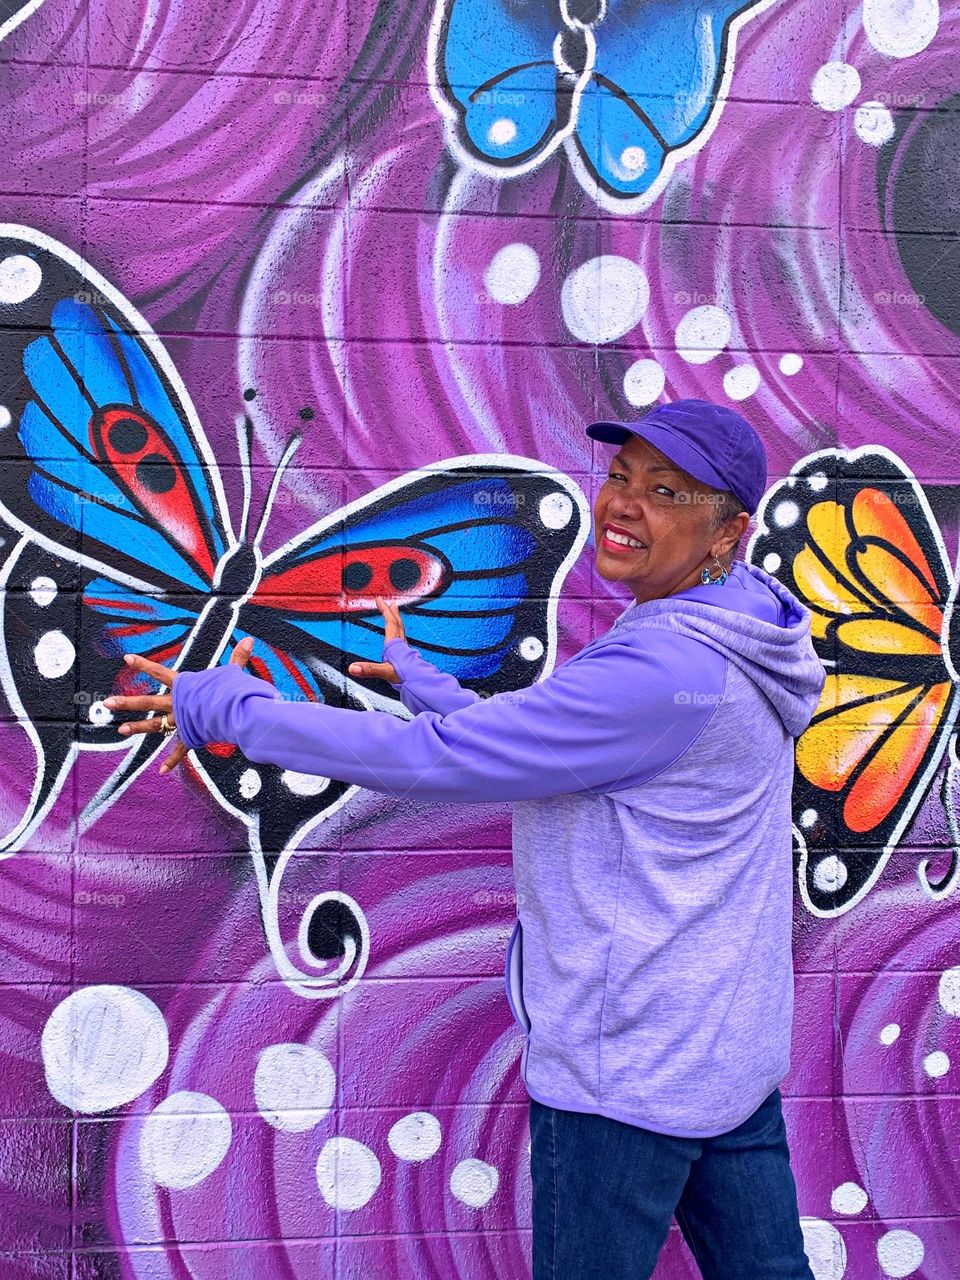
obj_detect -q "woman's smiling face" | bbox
[593,433,748,604]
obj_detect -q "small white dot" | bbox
[831,1181,868,1215]
[799,808,818,829]
[924,1050,949,1078]
[675,305,732,365]
[813,856,848,893]
[239,768,261,800]
[561,256,649,344]
[282,770,330,796]
[29,576,57,607]
[254,1043,335,1133]
[811,61,862,111]
[0,405,11,429]
[487,118,517,146]
[780,353,803,376]
[763,552,782,573]
[88,700,113,727]
[619,145,647,173]
[316,1137,381,1210]
[880,1023,901,1046]
[539,491,573,530]
[35,630,76,679]
[773,500,800,528]
[450,1158,499,1208]
[938,965,960,1015]
[520,636,544,661]
[0,254,43,305]
[623,358,665,407]
[877,1228,925,1277]
[723,364,760,402]
[807,472,829,491]
[388,1112,442,1162]
[855,101,895,147]
[483,243,541,305]
[140,1092,232,1190]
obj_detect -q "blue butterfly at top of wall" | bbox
[0,226,589,998]
[428,0,775,209]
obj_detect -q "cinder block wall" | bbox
[0,1,956,1277]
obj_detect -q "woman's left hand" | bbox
[104,636,255,775]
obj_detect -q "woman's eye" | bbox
[607,472,627,482]
[655,485,675,497]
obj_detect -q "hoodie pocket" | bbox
[504,917,531,1034]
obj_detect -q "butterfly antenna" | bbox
[235,414,254,542]
[253,431,302,549]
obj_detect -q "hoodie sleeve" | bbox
[381,637,481,717]
[170,633,726,803]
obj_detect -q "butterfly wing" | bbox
[429,0,585,172]
[569,0,774,204]
[0,225,232,594]
[748,447,958,916]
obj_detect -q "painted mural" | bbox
[0,0,958,1277]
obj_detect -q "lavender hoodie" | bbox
[172,559,825,1137]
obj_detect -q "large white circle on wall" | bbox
[388,1111,443,1162]
[877,1228,925,1276]
[140,1092,232,1189]
[800,1217,847,1279]
[560,255,649,343]
[811,62,862,111]
[623,358,665,406]
[675,304,732,364]
[483,243,541,305]
[316,1137,382,1210]
[723,364,760,401]
[0,254,42,304]
[35,630,76,680]
[41,985,169,1113]
[450,1158,499,1207]
[254,1042,336,1132]
[863,0,939,58]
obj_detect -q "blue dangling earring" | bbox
[700,555,728,586]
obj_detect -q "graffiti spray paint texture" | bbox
[1,0,960,1275]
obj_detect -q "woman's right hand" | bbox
[348,596,407,684]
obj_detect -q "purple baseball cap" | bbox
[585,398,768,515]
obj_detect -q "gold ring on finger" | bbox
[160,713,176,735]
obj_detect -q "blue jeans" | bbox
[529,1089,814,1280]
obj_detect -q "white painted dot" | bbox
[88,700,113,728]
[800,1217,848,1280]
[316,1137,381,1210]
[561,255,649,344]
[780,353,803,376]
[254,1042,336,1133]
[675,304,732,365]
[483,243,541,305]
[773,500,800,528]
[877,1228,925,1277]
[140,1091,232,1189]
[487,118,517,146]
[937,965,960,1015]
[538,491,573,530]
[813,856,848,893]
[808,472,829,492]
[799,807,818,828]
[387,1111,442,1162]
[41,985,169,1113]
[520,636,544,661]
[855,101,895,147]
[0,405,10,429]
[623,358,665,406]
[723,364,760,401]
[831,1181,868,1215]
[924,1049,949,1077]
[864,0,939,58]
[239,768,261,800]
[763,552,782,573]
[811,61,862,111]
[29,576,57,607]
[0,254,42,305]
[35,629,75,679]
[282,770,330,796]
[619,145,647,173]
[880,1022,901,1045]
[450,1157,499,1208]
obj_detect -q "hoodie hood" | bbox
[611,560,826,737]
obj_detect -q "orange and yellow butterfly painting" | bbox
[747,446,960,917]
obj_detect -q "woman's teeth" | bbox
[604,529,645,549]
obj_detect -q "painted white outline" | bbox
[0,224,591,995]
[0,0,47,44]
[427,0,778,213]
[747,443,960,919]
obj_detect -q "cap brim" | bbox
[586,420,732,498]
[585,421,632,444]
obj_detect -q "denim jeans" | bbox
[529,1089,814,1280]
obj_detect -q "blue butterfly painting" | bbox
[429,0,775,209]
[0,226,589,997]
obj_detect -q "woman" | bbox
[105,398,824,1279]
